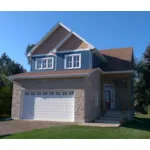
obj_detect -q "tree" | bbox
[0,53,26,118]
[25,44,36,64]
[144,43,150,60]
[134,44,150,114]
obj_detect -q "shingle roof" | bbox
[99,47,134,71]
[9,69,94,80]
[10,47,134,80]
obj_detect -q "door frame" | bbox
[104,84,115,109]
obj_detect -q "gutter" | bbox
[8,68,134,81]
[8,73,89,81]
[96,68,134,74]
[92,49,107,62]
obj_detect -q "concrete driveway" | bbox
[0,120,74,136]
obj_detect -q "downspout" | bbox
[55,54,57,71]
[89,50,91,68]
[89,50,93,69]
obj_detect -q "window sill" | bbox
[65,67,81,70]
[36,68,54,70]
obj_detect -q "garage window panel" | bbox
[62,92,67,95]
[56,92,61,95]
[31,92,35,95]
[43,92,48,95]
[69,92,74,95]
[25,92,29,95]
[37,92,41,95]
[49,92,54,95]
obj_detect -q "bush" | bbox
[0,86,12,117]
[135,100,148,114]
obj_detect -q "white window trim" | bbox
[64,53,81,69]
[35,57,54,70]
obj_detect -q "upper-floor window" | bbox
[65,54,81,69]
[36,57,54,70]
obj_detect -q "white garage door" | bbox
[22,90,75,122]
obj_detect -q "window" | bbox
[31,92,35,95]
[48,59,53,68]
[62,92,67,95]
[25,92,29,95]
[37,59,42,69]
[66,56,72,68]
[49,92,54,95]
[69,92,74,95]
[42,59,47,69]
[43,92,48,95]
[65,54,81,69]
[56,92,61,95]
[37,92,41,95]
[36,57,54,70]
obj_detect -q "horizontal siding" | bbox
[31,50,92,71]
[92,53,101,68]
[57,51,92,70]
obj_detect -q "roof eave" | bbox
[103,70,134,74]
[9,73,89,81]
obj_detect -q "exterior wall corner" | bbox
[11,83,22,120]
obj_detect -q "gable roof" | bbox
[99,47,134,71]
[27,22,95,56]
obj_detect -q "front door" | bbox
[104,84,115,110]
[104,90,111,110]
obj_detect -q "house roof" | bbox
[28,22,95,56]
[9,66,134,81]
[9,69,95,80]
[99,47,134,71]
[100,47,133,61]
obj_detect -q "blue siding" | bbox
[92,53,101,68]
[57,51,92,70]
[30,50,93,72]
[31,55,55,72]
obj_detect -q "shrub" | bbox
[0,86,12,117]
[135,100,148,114]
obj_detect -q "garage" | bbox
[21,90,75,122]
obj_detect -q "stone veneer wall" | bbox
[11,78,85,122]
[84,70,101,122]
[75,89,85,122]
[11,83,22,120]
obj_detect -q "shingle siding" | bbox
[32,26,69,55]
[58,34,89,51]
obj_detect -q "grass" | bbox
[1,113,150,139]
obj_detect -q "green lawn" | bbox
[1,113,150,139]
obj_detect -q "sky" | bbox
[0,11,150,71]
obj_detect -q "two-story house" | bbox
[9,22,134,123]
